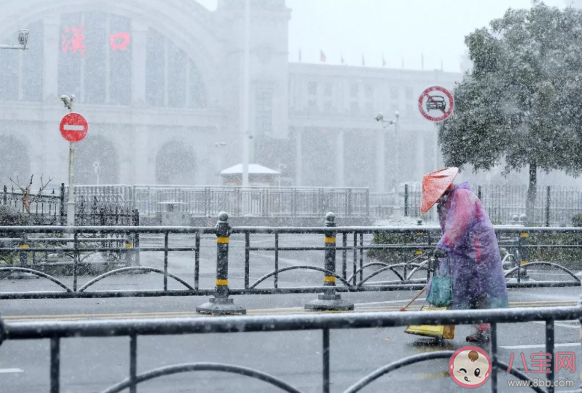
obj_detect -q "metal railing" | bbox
[0,213,580,307]
[372,184,582,225]
[1,306,580,393]
[1,185,61,225]
[0,184,137,226]
[78,185,371,218]
[11,183,582,223]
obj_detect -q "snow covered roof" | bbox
[220,164,280,175]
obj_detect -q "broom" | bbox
[399,285,427,312]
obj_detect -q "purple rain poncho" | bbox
[432,182,509,310]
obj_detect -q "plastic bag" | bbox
[426,258,452,307]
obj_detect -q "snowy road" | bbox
[0,287,580,393]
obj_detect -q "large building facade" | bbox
[0,0,460,191]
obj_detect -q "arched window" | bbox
[156,141,197,185]
[74,135,120,185]
[146,27,208,108]
[0,135,31,183]
[59,12,132,105]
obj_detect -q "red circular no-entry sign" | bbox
[418,85,454,122]
[60,113,88,142]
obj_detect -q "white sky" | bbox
[197,0,566,72]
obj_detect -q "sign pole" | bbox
[434,123,439,170]
[433,123,439,223]
[417,85,455,224]
[394,112,400,217]
[67,140,75,226]
[65,98,75,227]
[59,97,89,227]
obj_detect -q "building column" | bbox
[42,15,68,183]
[295,128,302,186]
[376,129,386,192]
[43,15,60,102]
[336,130,345,187]
[131,20,147,105]
[131,21,148,184]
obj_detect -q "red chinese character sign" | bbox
[62,26,86,55]
[60,113,88,142]
[110,32,131,51]
[62,26,131,55]
[418,85,454,122]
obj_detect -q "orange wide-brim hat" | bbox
[421,167,459,214]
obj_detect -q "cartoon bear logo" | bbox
[449,346,491,388]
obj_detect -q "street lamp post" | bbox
[278,164,286,188]
[375,111,401,215]
[0,29,29,50]
[215,142,227,185]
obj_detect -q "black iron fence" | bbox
[0,306,579,393]
[0,213,579,304]
[372,184,582,226]
[0,184,137,226]
[1,185,61,225]
[75,196,137,226]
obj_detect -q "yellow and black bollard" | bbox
[196,212,246,315]
[124,233,134,266]
[19,234,29,268]
[305,213,354,311]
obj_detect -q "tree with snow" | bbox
[440,2,582,220]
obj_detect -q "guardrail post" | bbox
[365,188,370,218]
[197,212,246,315]
[12,233,35,279]
[130,209,140,266]
[19,233,29,268]
[60,183,65,226]
[545,186,550,227]
[305,212,354,311]
[0,313,5,347]
[124,231,134,266]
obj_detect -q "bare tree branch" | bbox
[9,174,53,214]
[29,175,54,207]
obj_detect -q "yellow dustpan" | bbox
[404,306,455,339]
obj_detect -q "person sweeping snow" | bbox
[421,167,508,343]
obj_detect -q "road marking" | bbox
[501,343,578,350]
[531,321,580,329]
[421,371,450,379]
[3,306,419,322]
[4,301,577,322]
[0,368,24,374]
[354,298,426,306]
[63,125,85,131]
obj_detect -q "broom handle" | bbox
[400,286,426,311]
